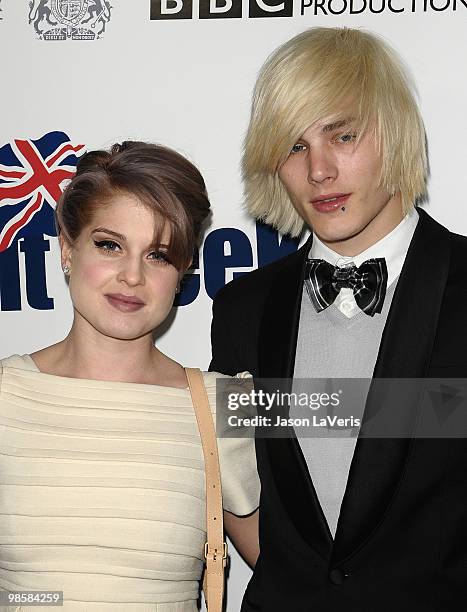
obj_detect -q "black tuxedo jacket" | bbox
[209,209,467,611]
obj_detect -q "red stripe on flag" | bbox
[46,142,85,168]
[0,141,76,203]
[0,193,43,253]
[0,170,27,180]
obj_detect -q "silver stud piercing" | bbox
[63,265,70,275]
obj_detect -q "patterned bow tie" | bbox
[304,258,388,317]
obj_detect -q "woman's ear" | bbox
[59,234,73,275]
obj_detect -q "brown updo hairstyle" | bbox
[55,141,211,270]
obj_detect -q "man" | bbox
[210,27,467,611]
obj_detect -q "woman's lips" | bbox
[311,193,351,213]
[105,294,145,313]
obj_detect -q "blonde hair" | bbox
[242,27,428,237]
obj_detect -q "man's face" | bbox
[278,117,404,255]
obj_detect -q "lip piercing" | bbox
[341,207,346,211]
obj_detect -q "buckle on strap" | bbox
[204,542,228,562]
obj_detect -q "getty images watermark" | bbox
[226,385,360,429]
[216,377,467,438]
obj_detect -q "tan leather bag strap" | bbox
[185,368,226,612]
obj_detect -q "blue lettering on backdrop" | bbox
[256,220,300,267]
[203,228,254,299]
[0,237,54,311]
[176,221,300,306]
[0,241,21,311]
[20,237,54,310]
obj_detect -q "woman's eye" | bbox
[94,239,121,252]
[291,143,306,154]
[148,251,171,265]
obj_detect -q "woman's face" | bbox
[61,193,180,342]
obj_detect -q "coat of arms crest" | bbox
[29,0,112,40]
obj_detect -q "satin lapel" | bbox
[258,235,333,560]
[332,209,451,564]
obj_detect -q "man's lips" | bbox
[311,193,351,212]
[105,293,145,312]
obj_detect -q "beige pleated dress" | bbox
[0,355,260,612]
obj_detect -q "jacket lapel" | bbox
[258,234,334,560]
[332,209,451,563]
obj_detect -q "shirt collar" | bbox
[310,208,419,287]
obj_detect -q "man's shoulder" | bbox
[417,208,467,243]
[414,207,467,260]
[449,229,467,250]
[446,230,467,281]
[429,212,467,255]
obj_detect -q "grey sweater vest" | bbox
[291,281,397,537]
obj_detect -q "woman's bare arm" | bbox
[223,508,259,569]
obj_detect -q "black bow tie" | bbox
[304,258,388,317]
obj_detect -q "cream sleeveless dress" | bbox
[0,355,260,611]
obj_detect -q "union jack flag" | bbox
[0,131,85,253]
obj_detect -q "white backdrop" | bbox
[1,1,466,609]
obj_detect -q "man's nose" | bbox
[307,147,337,184]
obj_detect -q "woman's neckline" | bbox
[11,353,191,392]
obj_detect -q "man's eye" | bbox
[94,239,121,252]
[337,132,357,144]
[291,143,306,154]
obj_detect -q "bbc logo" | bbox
[150,0,294,19]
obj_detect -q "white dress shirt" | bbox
[309,209,419,318]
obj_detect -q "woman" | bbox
[0,142,259,611]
